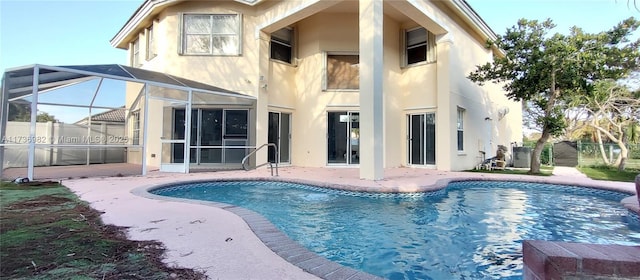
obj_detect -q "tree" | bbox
[468,18,640,174]
[35,112,58,123]
[570,80,640,170]
[8,103,58,123]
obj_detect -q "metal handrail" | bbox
[241,143,279,176]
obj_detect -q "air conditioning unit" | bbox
[513,147,531,168]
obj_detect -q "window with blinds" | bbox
[270,28,293,64]
[405,27,436,65]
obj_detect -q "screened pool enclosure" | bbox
[1,64,256,180]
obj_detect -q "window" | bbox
[325,54,359,90]
[270,28,293,64]
[405,27,436,65]
[146,24,157,60]
[132,38,141,67]
[182,14,241,55]
[457,107,464,151]
[131,111,140,145]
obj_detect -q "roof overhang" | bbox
[255,0,342,38]
[111,0,268,49]
[111,0,182,49]
[446,0,505,57]
[112,0,504,56]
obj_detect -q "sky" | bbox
[0,0,637,124]
[467,0,639,36]
[1,0,639,73]
[0,0,144,72]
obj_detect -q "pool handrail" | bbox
[241,143,279,176]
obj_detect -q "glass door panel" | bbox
[268,112,279,163]
[409,114,425,165]
[223,110,248,164]
[425,113,436,164]
[159,98,190,173]
[349,112,359,164]
[407,113,436,166]
[224,110,248,138]
[199,109,223,163]
[173,109,197,164]
[224,140,247,163]
[280,113,291,163]
[172,109,186,164]
[268,112,292,164]
[328,112,348,164]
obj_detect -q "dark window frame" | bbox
[270,27,294,64]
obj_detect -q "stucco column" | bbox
[435,37,453,171]
[359,0,384,180]
[254,31,270,167]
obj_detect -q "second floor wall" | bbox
[123,0,494,110]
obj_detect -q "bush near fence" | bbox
[522,141,554,165]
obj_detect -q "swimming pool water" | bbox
[152,181,640,279]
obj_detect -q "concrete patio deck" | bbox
[58,166,638,279]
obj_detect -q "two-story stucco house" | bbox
[111,0,522,179]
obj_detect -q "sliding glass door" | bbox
[268,112,291,164]
[327,111,359,165]
[407,113,435,165]
[174,108,248,165]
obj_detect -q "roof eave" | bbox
[110,0,182,49]
[234,0,265,6]
[110,0,266,50]
[448,0,505,57]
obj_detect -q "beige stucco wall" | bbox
[410,0,523,170]
[122,0,522,172]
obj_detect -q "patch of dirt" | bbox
[5,195,73,209]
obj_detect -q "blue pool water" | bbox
[152,181,640,279]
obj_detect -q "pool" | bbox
[151,180,640,279]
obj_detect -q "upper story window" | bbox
[457,107,465,151]
[324,53,359,90]
[146,24,157,60]
[405,27,436,65]
[132,38,141,67]
[181,14,241,55]
[270,27,293,64]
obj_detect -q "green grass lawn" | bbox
[0,181,204,280]
[576,166,640,182]
[467,165,554,176]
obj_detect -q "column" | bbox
[435,37,453,171]
[254,31,270,167]
[359,0,384,180]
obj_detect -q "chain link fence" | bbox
[522,141,554,165]
[576,142,640,169]
[521,141,640,168]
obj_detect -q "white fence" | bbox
[2,122,127,168]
